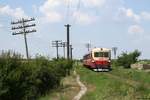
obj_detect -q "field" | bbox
[39,64,150,100]
[76,65,150,100]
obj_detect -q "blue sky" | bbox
[0,0,150,59]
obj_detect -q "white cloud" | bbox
[141,12,150,20]
[40,11,62,23]
[82,0,106,8]
[0,5,28,19]
[114,7,127,21]
[116,7,150,23]
[116,7,140,23]
[39,0,63,23]
[127,9,140,23]
[128,25,144,35]
[73,11,98,25]
[128,25,145,45]
[39,0,106,24]
[39,0,61,13]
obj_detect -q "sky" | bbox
[0,0,150,59]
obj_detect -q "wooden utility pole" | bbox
[70,45,73,60]
[65,24,71,60]
[62,42,67,58]
[11,18,36,59]
[52,40,62,59]
[112,47,118,59]
[85,43,91,52]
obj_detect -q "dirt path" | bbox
[73,71,87,100]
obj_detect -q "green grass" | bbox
[76,66,150,100]
[38,88,67,100]
[110,66,150,84]
[37,64,150,100]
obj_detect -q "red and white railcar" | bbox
[83,48,111,71]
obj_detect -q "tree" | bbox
[116,50,141,68]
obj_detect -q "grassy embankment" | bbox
[38,62,82,100]
[76,65,150,100]
[39,72,80,100]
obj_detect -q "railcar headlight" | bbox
[92,60,95,63]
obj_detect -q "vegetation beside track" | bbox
[1,50,149,100]
[39,72,80,100]
[76,65,150,100]
[110,66,150,85]
[0,51,73,100]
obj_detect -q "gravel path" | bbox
[73,71,87,100]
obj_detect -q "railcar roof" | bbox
[92,48,111,52]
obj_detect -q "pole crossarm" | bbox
[11,17,36,59]
[12,30,36,35]
[52,40,62,47]
[12,32,24,35]
[25,30,36,34]
[11,18,35,24]
[62,42,67,47]
[52,40,63,59]
[12,24,36,30]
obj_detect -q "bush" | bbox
[116,50,141,68]
[0,51,73,100]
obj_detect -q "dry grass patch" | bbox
[39,74,80,100]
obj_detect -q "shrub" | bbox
[0,51,25,100]
[116,50,141,68]
[0,51,73,100]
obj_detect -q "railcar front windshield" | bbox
[94,52,109,57]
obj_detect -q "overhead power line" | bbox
[11,17,36,59]
[62,42,67,58]
[65,0,82,24]
[72,0,81,25]
[52,40,62,59]
[65,0,71,23]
